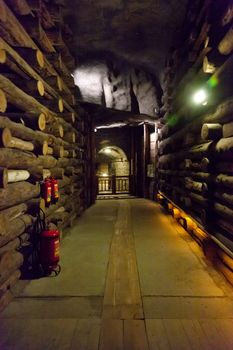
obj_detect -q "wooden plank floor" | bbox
[0,199,233,349]
[102,201,143,319]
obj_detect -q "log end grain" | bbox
[47,146,53,155]
[201,123,222,140]
[0,168,8,188]
[59,145,64,158]
[42,141,49,156]
[1,128,12,147]
[71,132,76,143]
[58,98,63,113]
[37,80,45,96]
[218,27,233,56]
[36,50,44,68]
[0,49,6,64]
[202,182,208,194]
[59,124,64,138]
[0,89,7,113]
[38,113,46,131]
[57,76,63,91]
[201,157,210,171]
[201,124,208,140]
[71,112,75,123]
[203,56,216,74]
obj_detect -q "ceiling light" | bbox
[104,148,111,154]
[192,89,208,105]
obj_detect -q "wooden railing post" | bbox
[112,175,116,194]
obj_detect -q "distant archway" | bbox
[98,145,127,161]
[97,146,129,177]
[96,145,130,194]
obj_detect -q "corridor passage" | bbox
[0,199,233,349]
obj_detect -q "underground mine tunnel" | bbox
[0,0,233,349]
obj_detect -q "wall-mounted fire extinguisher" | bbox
[50,177,59,203]
[41,177,59,206]
[41,177,52,207]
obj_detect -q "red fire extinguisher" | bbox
[41,177,52,207]
[50,177,59,203]
[40,228,61,275]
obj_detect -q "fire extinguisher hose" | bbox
[31,208,46,277]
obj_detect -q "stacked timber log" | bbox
[158,0,233,285]
[0,0,90,311]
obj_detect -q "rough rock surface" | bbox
[66,0,187,115]
[74,59,161,116]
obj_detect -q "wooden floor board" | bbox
[146,319,171,350]
[199,319,233,350]
[70,319,100,350]
[181,319,212,350]
[102,201,143,320]
[124,320,149,350]
[0,319,77,350]
[163,319,193,350]
[2,200,233,349]
[215,319,233,349]
[99,319,123,350]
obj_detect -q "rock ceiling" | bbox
[65,0,188,118]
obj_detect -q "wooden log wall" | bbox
[0,0,91,311]
[157,0,233,284]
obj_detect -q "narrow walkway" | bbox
[0,199,233,349]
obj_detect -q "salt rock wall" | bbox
[74,60,160,116]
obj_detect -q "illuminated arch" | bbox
[98,146,127,161]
